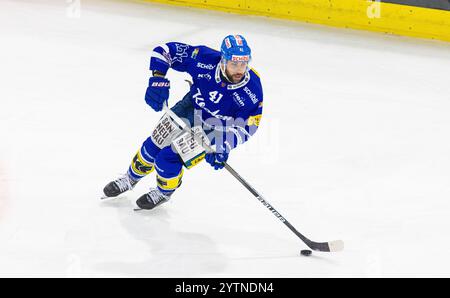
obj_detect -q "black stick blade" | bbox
[308,240,344,252]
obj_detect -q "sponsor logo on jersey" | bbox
[243,86,259,104]
[203,108,232,121]
[247,114,262,127]
[232,92,245,107]
[231,55,250,62]
[191,48,199,59]
[196,62,215,70]
[259,101,263,108]
[192,88,232,121]
[192,88,206,108]
[197,73,212,81]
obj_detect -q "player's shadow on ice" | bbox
[97,197,227,276]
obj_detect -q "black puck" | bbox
[300,249,312,256]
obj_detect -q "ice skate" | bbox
[135,188,171,210]
[102,173,138,199]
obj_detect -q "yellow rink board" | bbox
[135,0,450,42]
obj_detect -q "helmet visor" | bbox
[226,60,249,73]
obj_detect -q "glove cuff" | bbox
[152,70,166,78]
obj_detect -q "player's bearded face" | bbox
[225,60,248,83]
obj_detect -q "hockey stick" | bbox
[163,104,344,252]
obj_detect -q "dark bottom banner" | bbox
[150,279,290,296]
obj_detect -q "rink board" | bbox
[135,0,450,42]
[382,0,450,11]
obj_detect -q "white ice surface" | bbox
[1,0,450,277]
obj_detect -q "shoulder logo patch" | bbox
[191,48,199,59]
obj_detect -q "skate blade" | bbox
[100,195,123,200]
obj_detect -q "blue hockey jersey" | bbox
[150,42,263,152]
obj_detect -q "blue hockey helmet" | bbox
[220,35,252,63]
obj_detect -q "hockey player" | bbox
[102,35,263,210]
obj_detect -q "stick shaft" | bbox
[162,104,337,252]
